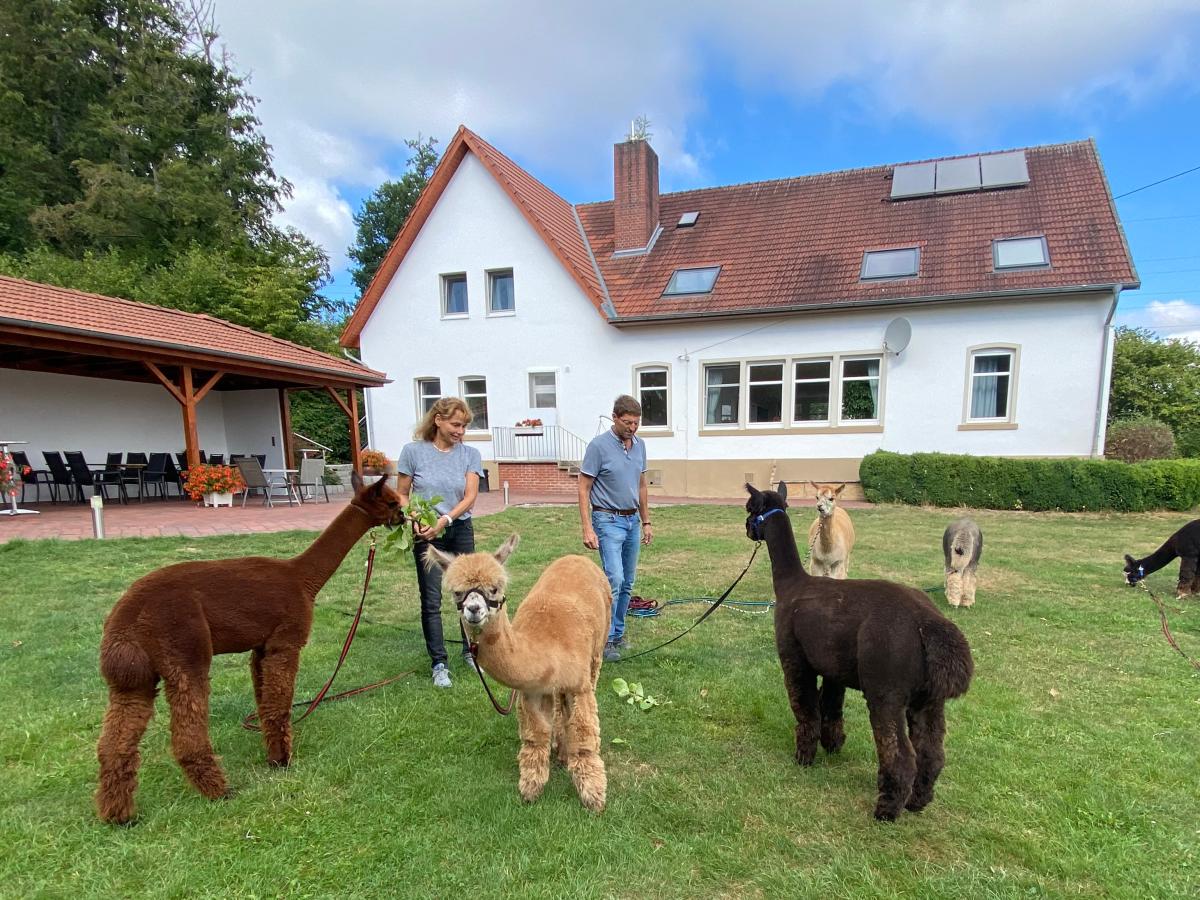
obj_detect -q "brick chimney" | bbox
[613,139,660,253]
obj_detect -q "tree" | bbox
[1108,326,1200,457]
[347,136,438,294]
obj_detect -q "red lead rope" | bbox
[243,535,413,730]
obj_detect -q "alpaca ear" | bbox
[809,481,819,490]
[495,533,520,564]
[744,482,759,497]
[776,480,788,502]
[834,483,845,496]
[351,469,364,492]
[423,544,456,572]
[1124,553,1137,567]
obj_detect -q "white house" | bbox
[341,128,1139,498]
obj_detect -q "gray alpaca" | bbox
[943,518,982,607]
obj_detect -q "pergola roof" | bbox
[0,275,387,390]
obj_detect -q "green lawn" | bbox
[1,503,1198,899]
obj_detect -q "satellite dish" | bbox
[883,317,912,356]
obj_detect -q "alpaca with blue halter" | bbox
[1123,519,1200,599]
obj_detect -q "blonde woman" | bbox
[396,397,484,687]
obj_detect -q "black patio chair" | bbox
[164,454,185,498]
[122,452,148,500]
[208,453,225,466]
[198,450,208,464]
[41,451,73,504]
[141,453,170,501]
[64,451,126,503]
[254,454,266,467]
[11,450,53,504]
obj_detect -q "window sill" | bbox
[958,421,1018,431]
[463,432,491,441]
[441,313,469,321]
[486,310,516,318]
[638,428,674,437]
[698,424,883,437]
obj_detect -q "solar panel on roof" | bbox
[935,157,982,193]
[890,162,935,198]
[981,151,1030,187]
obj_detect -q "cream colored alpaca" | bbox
[424,534,611,812]
[807,482,856,578]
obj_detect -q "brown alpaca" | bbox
[94,472,404,824]
[424,534,611,812]
[747,482,974,821]
[807,482,855,578]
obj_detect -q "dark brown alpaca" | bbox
[745,482,974,821]
[95,472,403,824]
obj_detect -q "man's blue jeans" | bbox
[592,511,641,644]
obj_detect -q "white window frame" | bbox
[458,376,489,432]
[528,370,557,409]
[415,378,441,417]
[963,344,1019,424]
[993,236,1049,271]
[792,357,834,426]
[861,247,920,280]
[487,268,515,316]
[747,360,786,426]
[698,352,887,431]
[633,363,671,430]
[441,272,468,318]
[664,265,721,296]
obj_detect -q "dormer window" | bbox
[663,266,720,296]
[861,248,919,280]
[993,236,1049,270]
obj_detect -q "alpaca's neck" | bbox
[1138,540,1179,577]
[473,613,542,691]
[816,509,837,551]
[763,516,807,587]
[293,503,372,591]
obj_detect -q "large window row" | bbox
[701,356,882,427]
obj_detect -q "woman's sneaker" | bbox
[432,663,452,688]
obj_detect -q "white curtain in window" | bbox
[866,359,879,410]
[971,356,1002,417]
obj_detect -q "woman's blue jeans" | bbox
[414,518,475,667]
[592,511,641,644]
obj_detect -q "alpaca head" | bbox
[744,481,788,540]
[424,534,520,634]
[1123,553,1145,586]
[349,470,405,528]
[810,482,845,517]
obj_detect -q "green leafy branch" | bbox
[382,494,444,552]
[612,677,665,711]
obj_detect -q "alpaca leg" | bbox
[565,690,607,813]
[553,692,570,767]
[962,568,977,607]
[95,684,157,824]
[905,701,947,812]
[163,670,229,800]
[257,646,301,767]
[250,647,266,712]
[945,570,963,607]
[1177,556,1197,600]
[778,648,820,766]
[818,679,846,753]
[516,694,553,803]
[866,699,916,821]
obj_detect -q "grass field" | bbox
[1,502,1198,899]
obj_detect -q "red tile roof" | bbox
[341,126,606,346]
[578,139,1137,321]
[342,132,1137,338]
[0,275,387,384]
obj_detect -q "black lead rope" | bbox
[613,542,762,664]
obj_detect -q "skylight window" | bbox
[993,236,1049,270]
[861,248,920,280]
[677,211,700,227]
[663,266,720,295]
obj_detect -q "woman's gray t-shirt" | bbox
[397,441,483,519]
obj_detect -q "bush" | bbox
[1104,417,1176,462]
[859,450,1200,512]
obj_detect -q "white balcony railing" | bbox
[492,425,587,469]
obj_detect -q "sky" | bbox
[214,0,1200,341]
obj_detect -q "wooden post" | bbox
[349,388,362,472]
[278,388,295,470]
[182,366,200,469]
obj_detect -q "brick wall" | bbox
[613,140,659,251]
[497,462,578,495]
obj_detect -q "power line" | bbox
[1114,164,1200,200]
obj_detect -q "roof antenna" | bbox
[629,115,652,142]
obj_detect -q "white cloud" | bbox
[212,0,1200,270]
[1119,299,1200,343]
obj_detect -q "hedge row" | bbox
[858,451,1200,512]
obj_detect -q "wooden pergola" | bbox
[0,276,388,470]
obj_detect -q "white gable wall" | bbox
[358,151,1116,495]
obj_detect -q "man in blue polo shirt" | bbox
[579,394,654,662]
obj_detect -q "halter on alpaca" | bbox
[1123,518,1200,599]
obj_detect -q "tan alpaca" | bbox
[807,482,856,578]
[943,517,983,607]
[424,534,611,813]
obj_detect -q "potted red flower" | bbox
[514,418,544,436]
[183,464,247,507]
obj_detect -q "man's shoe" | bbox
[431,663,452,688]
[463,654,480,675]
[603,642,621,662]
[617,636,632,650]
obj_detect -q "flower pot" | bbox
[203,491,234,507]
[514,426,544,436]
